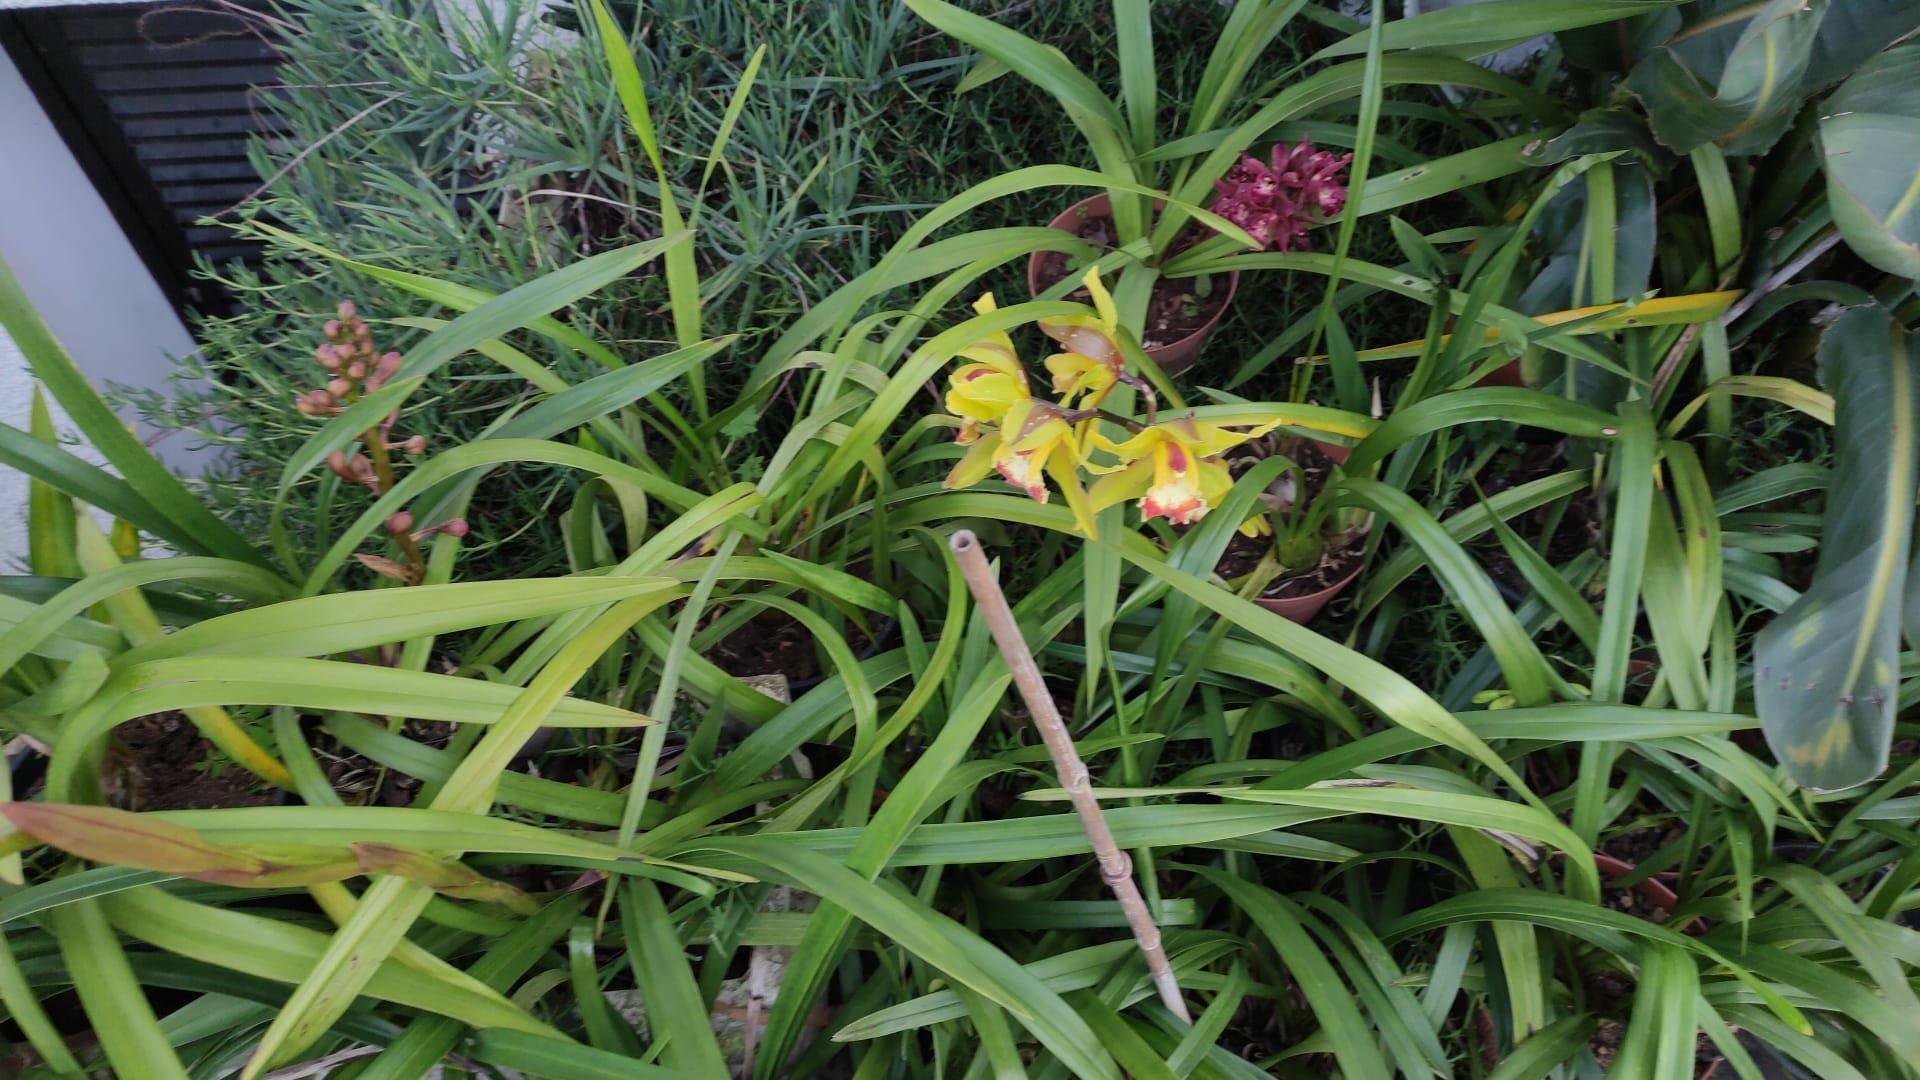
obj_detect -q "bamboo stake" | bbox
[948,529,1191,1022]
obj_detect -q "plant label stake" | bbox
[948,529,1191,1023]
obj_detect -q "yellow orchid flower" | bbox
[943,398,1097,534]
[1039,267,1123,364]
[1045,350,1120,407]
[1089,416,1281,527]
[944,292,1031,439]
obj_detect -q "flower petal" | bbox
[1141,441,1210,525]
[945,430,1002,489]
[1088,457,1153,514]
[994,448,1049,503]
[1046,447,1098,537]
[1081,266,1119,330]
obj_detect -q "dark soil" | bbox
[1589,1019,1625,1070]
[1602,824,1681,866]
[103,712,280,811]
[1034,207,1229,350]
[1211,438,1366,600]
[1598,826,1686,925]
[706,612,818,684]
[1600,875,1671,923]
[1214,530,1369,600]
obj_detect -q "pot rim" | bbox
[1025,192,1241,358]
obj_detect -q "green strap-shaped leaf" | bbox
[1820,41,1920,277]
[1316,0,1680,60]
[26,385,78,578]
[1627,0,1829,156]
[1755,307,1919,790]
[1605,943,1698,1077]
[0,254,267,569]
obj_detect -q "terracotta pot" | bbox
[1593,851,1680,913]
[1026,193,1239,376]
[1592,851,1708,934]
[1476,358,1528,388]
[1247,441,1366,625]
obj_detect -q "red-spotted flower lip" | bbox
[995,451,1047,501]
[1142,488,1207,524]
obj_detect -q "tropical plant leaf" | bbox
[1755,307,1918,790]
[1627,0,1828,156]
[1803,0,1920,89]
[1820,41,1920,277]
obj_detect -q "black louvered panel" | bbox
[1,3,285,316]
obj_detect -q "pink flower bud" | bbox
[316,345,340,370]
[323,319,342,341]
[377,352,402,380]
[402,434,426,454]
[337,299,357,320]
[409,517,470,542]
[326,449,350,476]
[347,361,367,380]
[386,511,414,535]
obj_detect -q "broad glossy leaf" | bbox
[1756,307,1918,790]
[1526,107,1663,166]
[1820,42,1920,277]
[1803,0,1920,88]
[1627,0,1828,155]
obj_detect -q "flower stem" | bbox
[1070,408,1147,434]
[947,529,1190,1022]
[362,421,426,581]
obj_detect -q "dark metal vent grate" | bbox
[3,3,286,315]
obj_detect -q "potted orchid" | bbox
[941,268,1372,623]
[905,0,1354,375]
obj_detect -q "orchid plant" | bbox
[942,268,1293,540]
[1229,432,1367,590]
[904,0,1358,289]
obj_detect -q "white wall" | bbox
[1,42,210,569]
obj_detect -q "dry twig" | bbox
[948,529,1191,1022]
